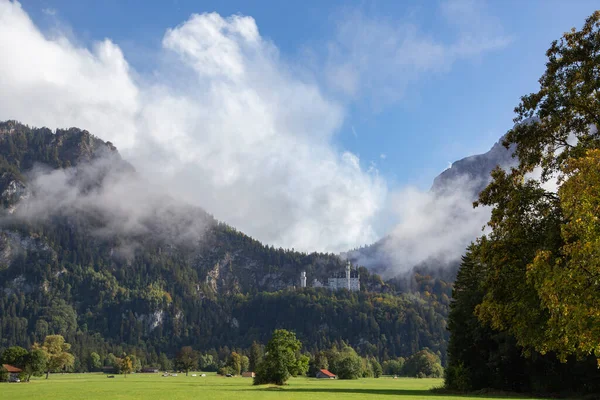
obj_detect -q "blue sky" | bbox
[1,1,598,253]
[21,0,597,188]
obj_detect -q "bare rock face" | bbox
[431,136,517,197]
[2,177,29,213]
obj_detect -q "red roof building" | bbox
[2,364,22,373]
[316,369,336,379]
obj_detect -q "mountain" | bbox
[0,121,450,369]
[346,135,517,280]
[431,135,517,195]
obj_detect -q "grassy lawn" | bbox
[1,373,546,400]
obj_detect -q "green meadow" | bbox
[1,373,546,400]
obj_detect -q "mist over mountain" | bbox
[345,135,517,278]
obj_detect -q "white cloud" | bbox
[0,2,385,253]
[0,0,511,260]
[347,174,493,276]
[382,176,490,273]
[325,0,511,105]
[0,2,139,148]
[380,153,386,160]
[13,154,213,254]
[42,7,56,16]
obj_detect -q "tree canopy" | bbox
[446,10,600,396]
[175,346,199,376]
[34,335,74,379]
[253,329,307,385]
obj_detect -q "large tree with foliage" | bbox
[175,346,199,376]
[402,349,443,378]
[253,329,307,385]
[228,351,242,375]
[446,9,600,396]
[89,352,102,372]
[22,349,48,382]
[34,335,75,379]
[474,10,600,362]
[327,344,363,380]
[0,346,28,367]
[120,355,133,378]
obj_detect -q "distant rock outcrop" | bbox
[431,136,517,197]
[347,134,518,279]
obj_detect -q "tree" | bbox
[253,329,304,385]
[529,149,600,360]
[327,345,362,380]
[308,351,329,376]
[471,10,600,363]
[199,353,215,371]
[334,350,362,380]
[107,353,121,373]
[35,335,75,379]
[22,349,48,382]
[370,357,382,378]
[505,11,600,181]
[89,352,102,372]
[120,355,133,378]
[0,366,7,382]
[130,354,142,373]
[248,341,263,372]
[382,358,404,376]
[175,346,199,376]
[403,349,443,378]
[290,353,309,377]
[228,352,242,375]
[240,355,250,373]
[0,346,28,367]
[158,353,172,371]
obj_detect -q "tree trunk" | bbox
[186,370,188,376]
[46,370,49,379]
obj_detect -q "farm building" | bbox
[316,369,336,379]
[241,371,255,378]
[141,367,160,373]
[102,366,117,374]
[2,364,22,380]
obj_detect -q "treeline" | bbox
[0,331,443,383]
[445,11,600,397]
[251,330,443,385]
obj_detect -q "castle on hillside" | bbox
[300,261,360,292]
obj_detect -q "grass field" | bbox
[1,373,546,400]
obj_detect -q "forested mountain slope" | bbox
[0,121,451,368]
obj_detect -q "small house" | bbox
[241,371,255,378]
[141,367,159,373]
[102,366,117,374]
[316,369,336,379]
[2,364,22,381]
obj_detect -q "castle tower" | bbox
[301,271,307,288]
[346,261,351,290]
